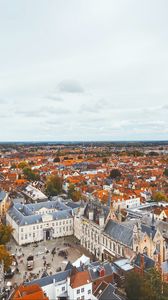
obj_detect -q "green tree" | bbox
[45,175,63,196]
[125,268,168,300]
[164,169,168,177]
[125,272,145,300]
[145,268,162,299]
[23,167,40,181]
[0,224,13,245]
[109,169,121,179]
[53,157,60,163]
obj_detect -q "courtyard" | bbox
[6,236,92,286]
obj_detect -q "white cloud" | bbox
[0,0,168,141]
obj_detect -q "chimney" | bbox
[99,214,105,227]
[89,210,94,221]
[98,266,105,277]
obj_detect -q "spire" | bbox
[108,190,112,208]
[151,210,155,230]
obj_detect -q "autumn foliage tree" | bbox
[68,184,82,202]
[0,245,13,271]
[0,224,13,245]
[0,224,13,271]
[45,174,63,196]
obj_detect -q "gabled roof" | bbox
[26,270,70,288]
[98,283,123,300]
[70,270,91,288]
[134,253,155,270]
[0,190,6,202]
[104,220,133,248]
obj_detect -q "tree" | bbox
[153,192,168,202]
[68,184,82,202]
[23,167,40,181]
[53,157,60,163]
[147,151,159,156]
[125,268,168,300]
[164,169,168,177]
[18,161,28,169]
[0,245,13,271]
[109,169,121,179]
[125,271,145,300]
[45,175,63,196]
[0,224,13,245]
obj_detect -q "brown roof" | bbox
[70,270,91,288]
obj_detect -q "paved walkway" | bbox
[6,236,91,286]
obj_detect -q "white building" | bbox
[22,184,47,202]
[6,200,74,245]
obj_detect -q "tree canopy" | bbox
[45,174,63,196]
[153,192,168,202]
[0,224,14,271]
[0,224,13,245]
[109,169,121,179]
[0,245,13,271]
[23,167,40,181]
[68,184,82,202]
[125,269,168,300]
[164,168,168,177]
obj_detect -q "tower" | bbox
[108,191,117,221]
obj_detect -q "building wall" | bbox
[67,281,92,300]
[6,212,73,245]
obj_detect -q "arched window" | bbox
[143,246,148,255]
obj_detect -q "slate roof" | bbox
[98,283,123,300]
[0,190,6,202]
[84,201,110,223]
[104,220,133,248]
[141,224,157,239]
[88,261,113,281]
[26,270,70,287]
[134,253,155,270]
[7,200,73,226]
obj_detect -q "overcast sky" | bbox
[0,0,168,141]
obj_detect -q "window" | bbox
[62,286,65,291]
[81,288,84,293]
[77,289,80,294]
[81,296,84,300]
[88,290,91,294]
[21,228,23,232]
[33,226,35,230]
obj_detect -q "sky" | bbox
[0,0,168,141]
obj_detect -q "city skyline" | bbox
[0,0,168,141]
